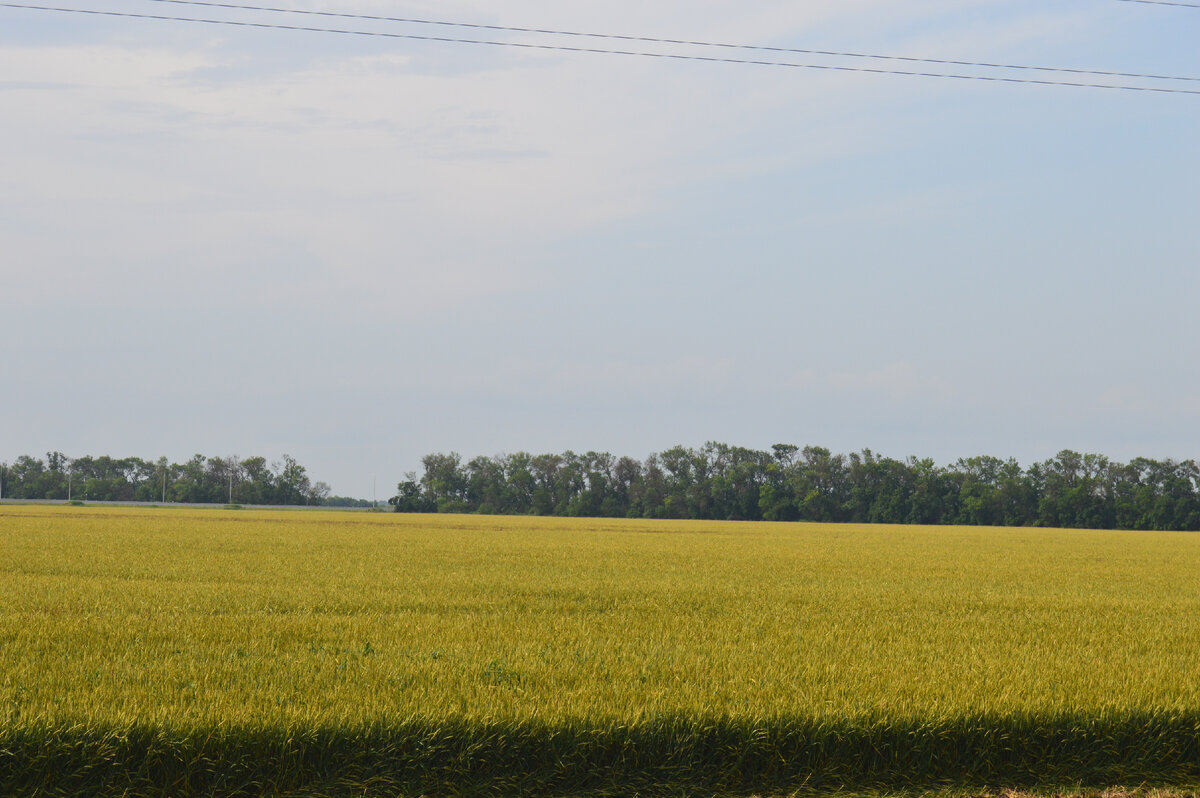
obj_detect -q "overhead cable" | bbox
[140,0,1200,84]
[1116,0,1200,7]
[3,3,1200,95]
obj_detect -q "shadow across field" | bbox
[2,711,1198,797]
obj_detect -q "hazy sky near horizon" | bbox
[2,0,1197,496]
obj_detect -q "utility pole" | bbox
[227,455,238,505]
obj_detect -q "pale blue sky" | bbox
[2,0,1197,496]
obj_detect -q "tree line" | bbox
[0,452,332,506]
[389,444,1200,531]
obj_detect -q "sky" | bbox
[1,0,1197,497]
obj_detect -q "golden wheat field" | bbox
[1,504,1198,796]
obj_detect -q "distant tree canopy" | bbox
[389,445,1200,532]
[321,495,377,508]
[0,452,331,506]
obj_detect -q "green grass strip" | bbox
[2,711,1198,797]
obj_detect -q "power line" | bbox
[141,0,1200,85]
[1116,0,1200,7]
[4,3,1200,95]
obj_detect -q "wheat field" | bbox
[1,504,1198,796]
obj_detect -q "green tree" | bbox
[421,452,468,513]
[273,454,312,505]
[391,472,434,513]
